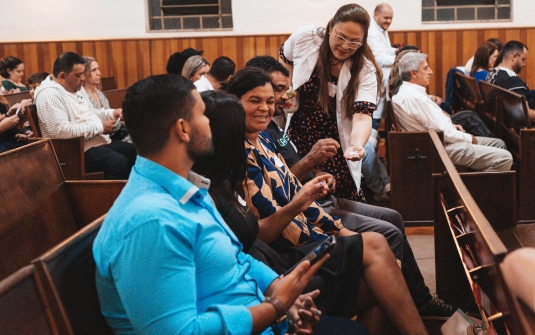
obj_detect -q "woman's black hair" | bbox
[0,56,23,78]
[226,67,273,99]
[192,90,248,213]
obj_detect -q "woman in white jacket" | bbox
[280,3,382,202]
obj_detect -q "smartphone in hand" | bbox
[285,235,336,275]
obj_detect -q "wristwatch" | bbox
[265,297,288,323]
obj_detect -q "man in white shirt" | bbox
[194,56,235,92]
[35,52,136,179]
[368,3,396,129]
[392,52,512,172]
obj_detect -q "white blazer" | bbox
[282,25,378,190]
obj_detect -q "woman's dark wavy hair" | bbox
[316,4,382,118]
[0,56,23,78]
[470,41,498,77]
[192,90,248,213]
[226,67,273,99]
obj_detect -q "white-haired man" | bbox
[392,52,512,172]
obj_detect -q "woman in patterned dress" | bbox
[280,4,382,201]
[226,66,428,335]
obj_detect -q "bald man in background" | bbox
[368,3,397,130]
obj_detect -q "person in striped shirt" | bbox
[34,52,135,179]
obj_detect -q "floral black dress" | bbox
[280,47,375,202]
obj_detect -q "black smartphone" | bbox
[285,235,336,275]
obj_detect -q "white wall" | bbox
[0,0,533,42]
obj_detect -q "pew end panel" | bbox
[65,181,126,228]
[389,130,444,226]
[103,87,128,109]
[518,129,535,223]
[32,215,113,335]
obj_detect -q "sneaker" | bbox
[418,294,457,320]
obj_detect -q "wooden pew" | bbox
[454,72,483,113]
[103,87,128,109]
[431,129,535,335]
[0,265,63,335]
[32,215,113,335]
[0,140,125,280]
[387,100,445,225]
[100,77,118,92]
[494,91,535,223]
[25,104,104,180]
[0,91,32,107]
[479,81,519,136]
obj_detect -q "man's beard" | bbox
[187,127,214,162]
[514,61,523,74]
[274,99,285,117]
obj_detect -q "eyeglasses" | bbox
[514,53,527,62]
[332,29,363,50]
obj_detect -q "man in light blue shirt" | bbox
[93,74,332,335]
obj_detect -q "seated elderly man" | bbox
[392,52,512,172]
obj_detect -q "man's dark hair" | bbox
[245,56,289,77]
[166,48,203,75]
[53,52,86,78]
[502,40,528,58]
[28,72,49,85]
[226,67,272,99]
[123,74,196,156]
[208,56,236,82]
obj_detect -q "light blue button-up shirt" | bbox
[93,156,280,334]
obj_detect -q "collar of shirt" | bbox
[371,18,387,34]
[402,80,428,94]
[133,155,211,205]
[500,67,517,77]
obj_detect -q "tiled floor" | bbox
[407,234,436,294]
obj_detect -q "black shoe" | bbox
[418,294,457,320]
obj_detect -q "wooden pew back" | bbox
[25,104,104,180]
[33,216,113,335]
[100,77,118,92]
[454,72,483,112]
[103,87,128,109]
[518,129,535,223]
[0,265,61,335]
[0,141,80,279]
[479,81,519,135]
[496,91,531,160]
[430,129,531,335]
[0,91,32,107]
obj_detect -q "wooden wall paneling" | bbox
[462,30,478,70]
[241,37,257,69]
[1,27,535,99]
[200,37,222,63]
[221,37,238,68]
[425,31,436,95]
[149,39,171,76]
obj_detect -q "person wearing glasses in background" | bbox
[279,3,382,203]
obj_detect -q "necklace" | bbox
[329,58,343,66]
